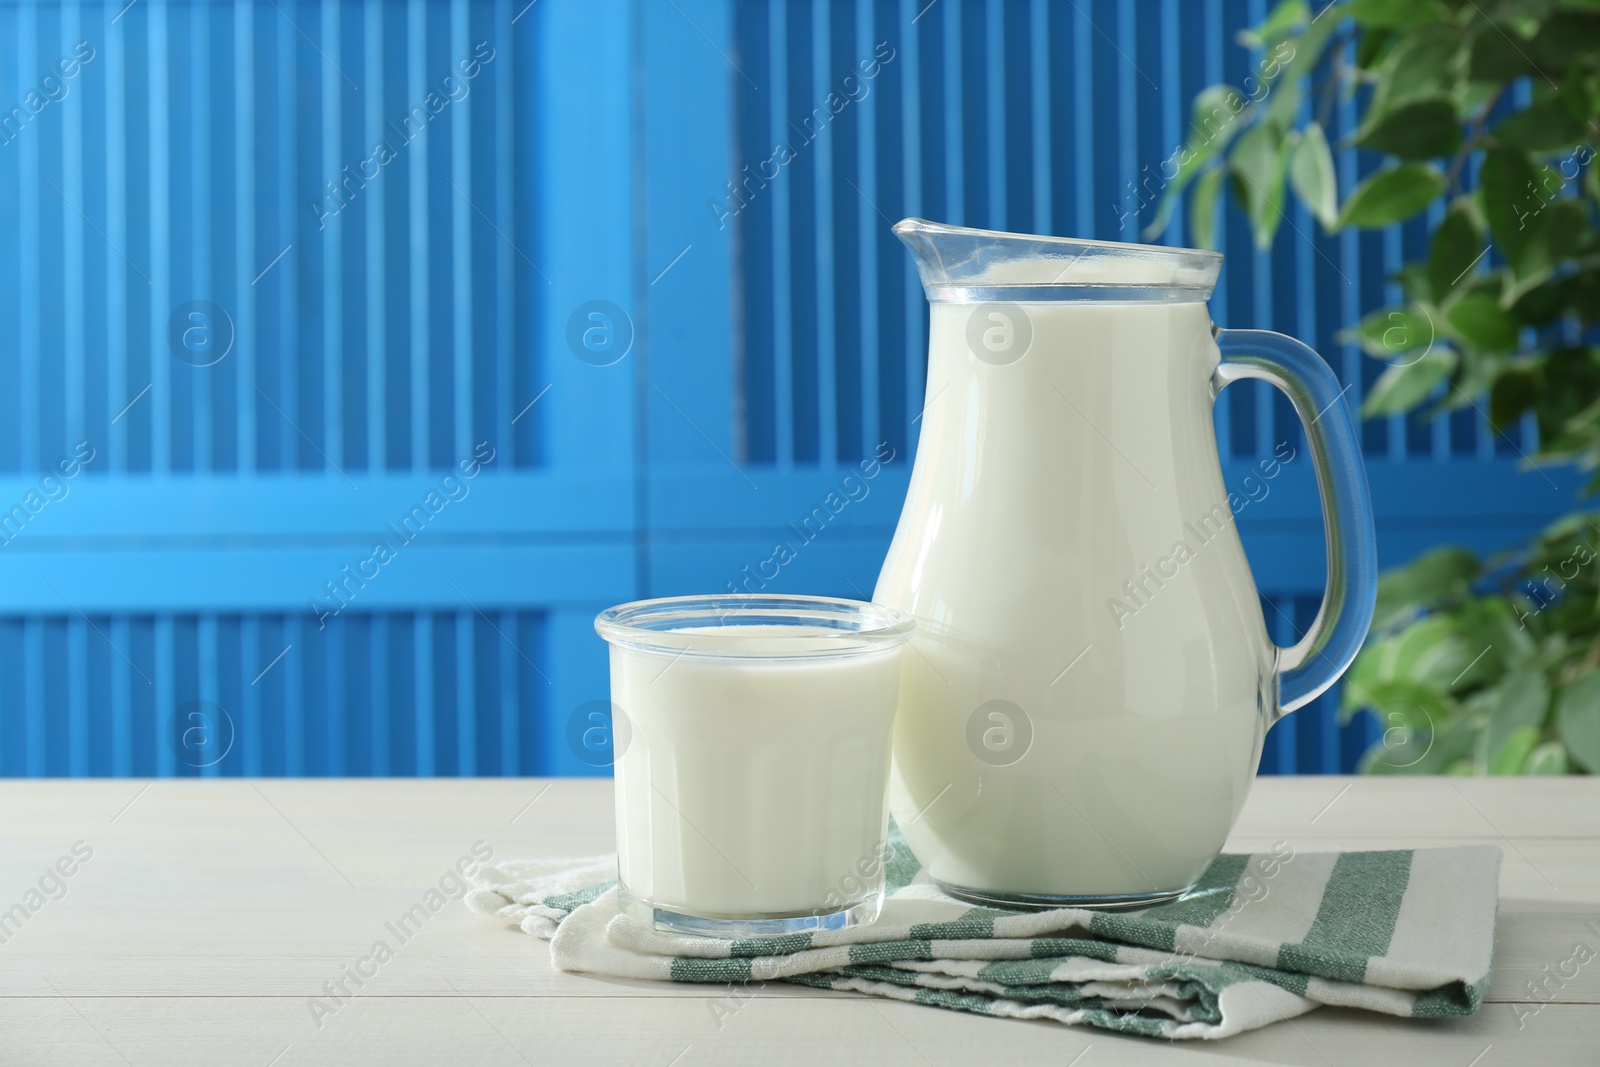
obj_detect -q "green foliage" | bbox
[1335,524,1598,775]
[1152,0,1600,774]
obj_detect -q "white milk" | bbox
[610,627,903,917]
[875,300,1275,901]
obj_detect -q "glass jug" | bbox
[874,219,1377,908]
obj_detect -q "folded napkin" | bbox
[465,827,1500,1040]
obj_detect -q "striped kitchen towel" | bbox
[464,828,1500,1040]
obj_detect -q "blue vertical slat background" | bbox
[0,0,1584,778]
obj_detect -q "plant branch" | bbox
[1446,88,1504,195]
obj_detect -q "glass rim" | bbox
[594,594,916,659]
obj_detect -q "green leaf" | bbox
[1533,347,1600,449]
[1190,166,1226,251]
[1453,595,1538,680]
[1371,546,1480,632]
[1428,202,1485,301]
[1230,122,1288,250]
[1351,98,1463,161]
[1479,148,1553,281]
[1453,79,1502,118]
[1361,705,1475,774]
[1489,364,1541,431]
[1343,305,1437,358]
[1509,272,1578,328]
[1343,615,1473,713]
[1337,164,1446,229]
[1238,0,1308,49]
[1369,26,1464,117]
[1398,264,1437,305]
[1489,726,1541,774]
[1483,670,1550,769]
[1341,0,1451,29]
[1288,123,1338,229]
[1543,199,1599,261]
[1524,740,1570,775]
[1447,349,1509,411]
[1554,671,1600,772]
[1361,349,1458,417]
[1445,293,1521,353]
[1493,98,1590,153]
[1146,86,1250,238]
[1356,26,1395,69]
[1189,85,1250,161]
[1526,10,1600,72]
[1502,266,1559,311]
[1468,23,1536,82]
[1283,11,1341,80]
[1265,69,1303,130]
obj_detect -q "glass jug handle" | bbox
[1212,328,1378,716]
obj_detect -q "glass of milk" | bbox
[594,594,915,938]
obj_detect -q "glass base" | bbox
[935,880,1197,912]
[618,883,884,939]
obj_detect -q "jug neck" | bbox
[894,218,1222,305]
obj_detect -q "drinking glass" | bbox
[595,594,915,937]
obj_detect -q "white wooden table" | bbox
[2,777,1596,1065]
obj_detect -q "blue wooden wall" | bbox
[0,0,1582,778]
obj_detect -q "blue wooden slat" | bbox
[361,0,384,470]
[406,0,429,471]
[414,610,433,774]
[19,3,40,476]
[62,2,85,456]
[196,3,215,473]
[1029,0,1049,235]
[23,620,42,774]
[1154,0,1180,244]
[320,0,343,472]
[111,616,133,775]
[370,612,390,773]
[199,613,220,778]
[1069,2,1091,237]
[450,0,471,464]
[771,0,795,468]
[456,610,474,775]
[149,1,171,474]
[899,0,923,443]
[283,613,304,775]
[1115,0,1136,237]
[325,613,346,775]
[498,607,517,775]
[856,0,880,456]
[241,613,262,775]
[67,619,87,775]
[941,0,961,223]
[0,6,15,478]
[1202,0,1232,455]
[813,0,838,466]
[153,614,174,776]
[493,0,513,465]
[984,0,1003,230]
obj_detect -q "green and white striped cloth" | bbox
[465,827,1500,1040]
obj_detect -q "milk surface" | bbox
[875,299,1275,899]
[611,626,902,916]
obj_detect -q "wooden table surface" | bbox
[2,777,1597,1066]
